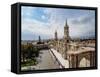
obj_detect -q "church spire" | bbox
[65,19,69,28]
[66,19,67,26]
[63,19,70,59]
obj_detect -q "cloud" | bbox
[71,15,94,25]
[41,15,46,20]
[21,6,36,19]
[22,7,65,40]
[21,6,95,40]
[68,13,95,39]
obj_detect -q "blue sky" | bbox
[21,6,95,40]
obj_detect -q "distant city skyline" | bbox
[21,6,95,40]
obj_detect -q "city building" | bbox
[51,20,95,68]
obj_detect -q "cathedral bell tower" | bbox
[63,20,70,59]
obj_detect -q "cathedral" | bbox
[54,20,70,59]
[52,20,95,68]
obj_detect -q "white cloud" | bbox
[22,7,95,40]
[21,6,36,18]
[22,18,55,39]
[69,15,95,38]
[41,15,46,20]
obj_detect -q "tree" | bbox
[21,43,40,63]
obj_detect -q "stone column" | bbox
[90,51,95,67]
[69,54,78,68]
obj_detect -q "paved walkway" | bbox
[21,49,60,71]
[35,49,60,69]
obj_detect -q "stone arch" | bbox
[68,51,95,68]
[78,54,90,67]
[77,51,95,67]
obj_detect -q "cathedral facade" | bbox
[53,20,70,59]
[51,20,95,68]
